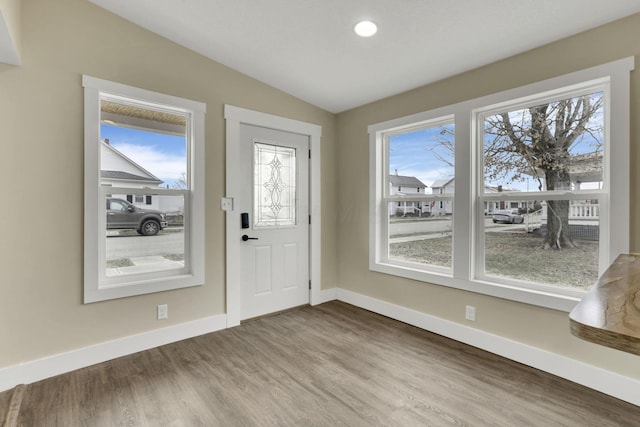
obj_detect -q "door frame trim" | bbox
[224,105,322,327]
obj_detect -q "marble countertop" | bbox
[569,254,640,355]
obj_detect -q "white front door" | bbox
[237,123,310,320]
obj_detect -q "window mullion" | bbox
[453,109,471,281]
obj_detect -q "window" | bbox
[83,76,206,303]
[477,89,605,292]
[369,58,633,310]
[383,117,455,271]
[254,142,297,228]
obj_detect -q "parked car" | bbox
[492,209,524,224]
[106,198,168,236]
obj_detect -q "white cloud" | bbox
[113,143,185,182]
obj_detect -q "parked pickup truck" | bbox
[106,197,168,236]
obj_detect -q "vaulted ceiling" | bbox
[80,1,640,113]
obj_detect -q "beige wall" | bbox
[336,13,640,379]
[0,0,337,367]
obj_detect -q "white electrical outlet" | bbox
[465,305,476,321]
[157,304,168,320]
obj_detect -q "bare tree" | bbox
[427,126,455,169]
[484,94,603,249]
[172,172,188,190]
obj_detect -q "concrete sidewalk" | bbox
[389,233,451,243]
[106,256,184,276]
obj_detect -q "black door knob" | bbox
[242,234,259,241]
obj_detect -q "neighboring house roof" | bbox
[389,175,427,188]
[431,178,518,192]
[431,178,454,188]
[100,141,164,186]
[101,170,163,185]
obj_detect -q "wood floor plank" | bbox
[10,301,640,426]
[0,388,11,426]
[1,383,25,427]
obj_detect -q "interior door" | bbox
[238,124,310,320]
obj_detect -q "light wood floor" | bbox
[2,301,639,426]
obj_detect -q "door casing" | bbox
[224,105,322,327]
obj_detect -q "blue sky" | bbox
[101,124,186,187]
[389,111,603,193]
[389,125,454,194]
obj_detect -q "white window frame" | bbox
[369,57,633,311]
[379,115,456,276]
[83,75,206,303]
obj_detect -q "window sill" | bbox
[84,273,203,304]
[370,261,581,312]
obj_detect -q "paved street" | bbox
[389,218,452,235]
[389,217,538,243]
[389,217,529,235]
[106,229,184,260]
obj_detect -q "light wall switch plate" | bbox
[221,197,234,211]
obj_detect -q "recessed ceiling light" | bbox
[354,20,377,37]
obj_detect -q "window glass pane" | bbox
[389,121,454,197]
[100,99,188,189]
[389,205,453,269]
[254,142,296,228]
[99,98,188,279]
[386,120,454,269]
[105,194,185,277]
[482,92,604,193]
[483,199,599,289]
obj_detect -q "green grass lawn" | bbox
[390,232,599,289]
[106,258,135,268]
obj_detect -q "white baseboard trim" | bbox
[336,288,640,407]
[0,365,21,394]
[0,314,227,393]
[316,288,338,304]
[3,291,638,407]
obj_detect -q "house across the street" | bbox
[100,140,183,214]
[389,173,427,216]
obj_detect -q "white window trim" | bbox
[369,57,633,312]
[83,75,206,303]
